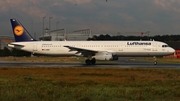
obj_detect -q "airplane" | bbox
[8,18,175,65]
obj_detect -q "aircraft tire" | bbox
[154,61,157,65]
[90,58,96,65]
[85,59,91,65]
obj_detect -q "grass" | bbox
[1,67,180,101]
[0,57,180,100]
[0,56,82,63]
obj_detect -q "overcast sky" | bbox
[1,0,180,37]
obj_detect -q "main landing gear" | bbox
[85,58,96,65]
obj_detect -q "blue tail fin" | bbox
[10,19,36,42]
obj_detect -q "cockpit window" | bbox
[162,45,169,47]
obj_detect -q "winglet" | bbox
[10,19,36,42]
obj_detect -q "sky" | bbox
[1,0,180,37]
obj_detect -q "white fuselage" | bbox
[8,40,175,57]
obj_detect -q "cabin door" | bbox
[119,45,123,51]
[33,43,37,51]
[152,43,157,51]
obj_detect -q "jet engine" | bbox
[74,53,83,56]
[94,52,113,60]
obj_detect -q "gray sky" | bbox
[1,0,180,37]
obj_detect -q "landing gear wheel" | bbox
[90,58,96,65]
[85,58,96,65]
[85,59,91,65]
[154,61,157,65]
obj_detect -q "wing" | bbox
[64,46,98,57]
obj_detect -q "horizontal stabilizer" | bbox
[8,43,24,47]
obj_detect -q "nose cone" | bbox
[169,47,175,54]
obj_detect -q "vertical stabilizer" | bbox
[10,19,36,42]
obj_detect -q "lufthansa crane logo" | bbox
[14,26,24,36]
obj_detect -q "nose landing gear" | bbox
[153,56,157,65]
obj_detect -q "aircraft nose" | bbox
[170,48,175,54]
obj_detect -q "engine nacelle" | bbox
[74,53,83,56]
[94,52,113,60]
